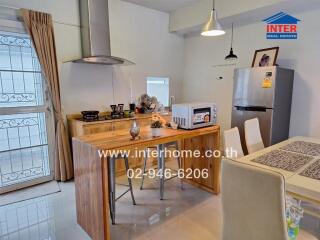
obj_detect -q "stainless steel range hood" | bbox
[72,0,134,65]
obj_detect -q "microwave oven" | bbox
[172,103,217,129]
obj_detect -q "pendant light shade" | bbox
[201,0,225,37]
[225,48,238,61]
[225,23,238,61]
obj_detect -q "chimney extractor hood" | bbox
[71,0,134,65]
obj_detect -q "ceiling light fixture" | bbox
[225,23,238,61]
[201,0,225,37]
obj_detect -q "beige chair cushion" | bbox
[224,127,244,159]
[221,158,288,240]
[244,118,265,154]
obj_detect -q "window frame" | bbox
[146,76,170,107]
[0,18,55,193]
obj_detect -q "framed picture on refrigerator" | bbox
[252,47,279,67]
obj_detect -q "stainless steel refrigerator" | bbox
[231,66,294,154]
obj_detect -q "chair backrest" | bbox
[221,158,288,240]
[224,127,244,159]
[244,118,265,154]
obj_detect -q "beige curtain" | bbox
[21,9,73,181]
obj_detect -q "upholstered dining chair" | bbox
[221,158,317,240]
[244,118,265,154]
[224,127,244,160]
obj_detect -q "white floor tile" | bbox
[0,161,319,240]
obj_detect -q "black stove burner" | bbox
[80,108,133,122]
[81,111,99,121]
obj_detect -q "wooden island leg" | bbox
[73,139,110,240]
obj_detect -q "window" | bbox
[0,31,44,108]
[0,29,54,192]
[147,77,169,107]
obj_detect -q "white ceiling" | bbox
[122,0,199,13]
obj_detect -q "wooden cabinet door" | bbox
[112,120,142,174]
[182,133,218,191]
[198,134,215,189]
[183,137,201,184]
[112,121,129,175]
[112,120,132,131]
[137,118,151,127]
[83,123,113,135]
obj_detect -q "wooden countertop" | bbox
[67,112,171,125]
[74,125,220,151]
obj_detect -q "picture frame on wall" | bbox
[252,47,279,67]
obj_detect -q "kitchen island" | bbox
[72,125,220,240]
[68,112,172,176]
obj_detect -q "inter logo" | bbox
[263,12,300,40]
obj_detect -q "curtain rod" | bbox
[0,4,80,27]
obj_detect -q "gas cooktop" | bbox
[80,115,133,122]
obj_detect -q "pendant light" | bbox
[225,23,238,61]
[201,0,225,37]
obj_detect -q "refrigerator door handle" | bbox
[234,106,269,112]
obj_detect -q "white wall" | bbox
[182,8,320,137]
[3,0,319,138]
[0,0,184,114]
[107,0,184,108]
[63,0,184,114]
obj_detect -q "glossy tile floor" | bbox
[0,161,319,240]
[111,172,221,240]
[0,182,89,240]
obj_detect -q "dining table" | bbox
[235,136,320,217]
